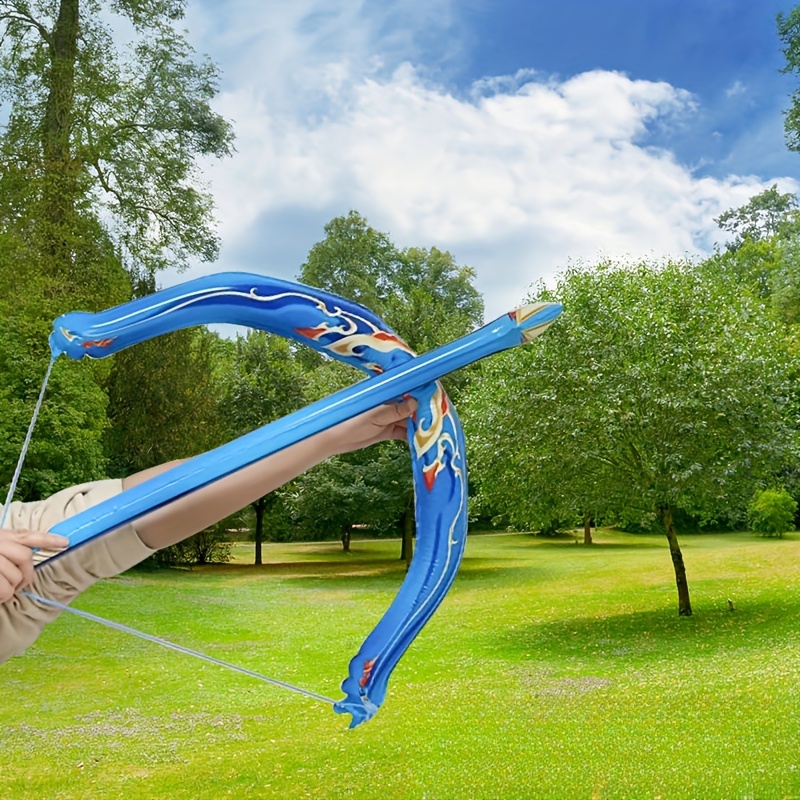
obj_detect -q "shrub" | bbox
[747,488,797,538]
[149,524,232,566]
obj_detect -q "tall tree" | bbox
[0,0,234,280]
[287,446,408,552]
[386,244,485,400]
[711,188,800,324]
[0,0,232,503]
[711,188,800,517]
[0,268,110,500]
[0,225,123,500]
[104,326,225,477]
[218,331,307,564]
[715,185,799,249]
[712,186,799,296]
[298,211,484,563]
[300,211,403,313]
[464,260,794,616]
[300,211,484,363]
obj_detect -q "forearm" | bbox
[121,398,415,551]
[125,428,338,550]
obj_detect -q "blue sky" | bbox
[457,0,795,178]
[170,0,800,319]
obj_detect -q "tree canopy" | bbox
[298,210,484,557]
[0,0,234,280]
[779,5,800,155]
[218,331,307,563]
[463,259,795,615]
[0,0,233,503]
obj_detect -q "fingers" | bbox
[396,396,418,418]
[0,555,24,603]
[326,397,420,455]
[390,397,417,438]
[0,530,69,603]
[387,420,412,441]
[371,396,417,426]
[8,531,69,551]
[365,399,416,439]
[0,578,16,604]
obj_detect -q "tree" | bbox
[300,211,403,314]
[218,331,307,564]
[779,6,800,155]
[712,190,800,521]
[387,245,485,366]
[284,350,410,552]
[708,186,800,304]
[0,299,110,500]
[300,212,484,365]
[0,242,115,501]
[287,446,408,552]
[715,185,799,249]
[747,488,797,538]
[103,297,231,566]
[0,0,233,504]
[104,326,225,476]
[465,340,611,542]
[0,0,234,278]
[298,211,484,563]
[464,260,794,616]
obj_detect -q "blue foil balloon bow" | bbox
[45,273,561,727]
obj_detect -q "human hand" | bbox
[0,530,69,603]
[325,397,418,456]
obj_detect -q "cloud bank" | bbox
[178,2,796,319]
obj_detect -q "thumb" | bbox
[394,396,418,420]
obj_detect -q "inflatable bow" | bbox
[44,273,561,726]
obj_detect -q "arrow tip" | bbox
[509,302,563,343]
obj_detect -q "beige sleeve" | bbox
[0,479,156,663]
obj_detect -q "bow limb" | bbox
[333,390,468,726]
[330,304,563,725]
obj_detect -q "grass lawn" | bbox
[1,529,799,799]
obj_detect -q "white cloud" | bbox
[726,79,748,98]
[169,1,797,321]
[184,0,462,114]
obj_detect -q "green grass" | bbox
[2,530,799,799]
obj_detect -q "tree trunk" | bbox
[43,0,78,169]
[253,496,266,565]
[400,499,414,567]
[341,526,352,553]
[659,505,692,616]
[582,511,593,545]
[41,0,81,265]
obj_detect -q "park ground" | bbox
[1,529,799,799]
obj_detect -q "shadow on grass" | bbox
[180,559,406,580]
[518,539,666,550]
[451,563,552,586]
[491,595,800,665]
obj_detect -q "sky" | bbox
[163,0,800,320]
